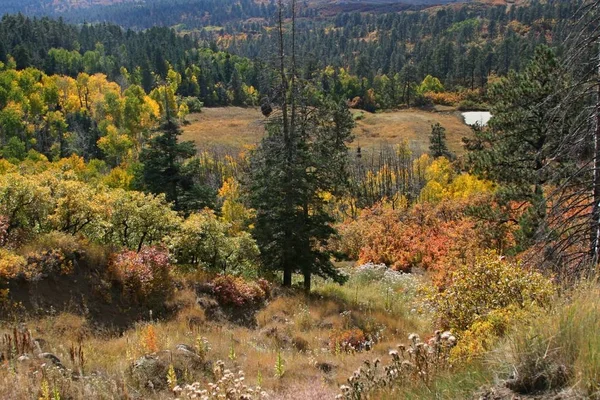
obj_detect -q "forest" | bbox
[1,0,600,399]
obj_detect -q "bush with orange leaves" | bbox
[329,328,368,353]
[423,91,463,106]
[338,197,506,285]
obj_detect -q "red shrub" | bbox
[211,275,269,307]
[110,246,173,303]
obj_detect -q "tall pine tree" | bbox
[247,0,354,292]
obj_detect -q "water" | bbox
[462,111,492,126]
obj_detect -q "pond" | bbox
[462,111,492,127]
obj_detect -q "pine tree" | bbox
[247,0,354,292]
[464,46,574,251]
[139,85,197,211]
[429,123,453,159]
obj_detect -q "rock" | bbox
[130,352,171,390]
[38,352,64,369]
[130,346,209,390]
[175,344,205,369]
[316,362,336,374]
[17,354,30,362]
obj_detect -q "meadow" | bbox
[180,107,472,156]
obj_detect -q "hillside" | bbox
[2,1,600,400]
[0,0,464,16]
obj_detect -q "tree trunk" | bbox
[303,271,311,293]
[591,42,600,267]
[283,268,292,287]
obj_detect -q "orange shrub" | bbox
[338,196,514,286]
[329,328,368,353]
[423,91,463,106]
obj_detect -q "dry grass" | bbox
[493,282,600,397]
[352,109,472,155]
[180,107,266,155]
[181,107,472,156]
[0,273,432,399]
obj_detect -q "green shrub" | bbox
[430,252,554,331]
[457,100,488,111]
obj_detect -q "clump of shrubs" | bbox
[0,215,8,247]
[25,249,75,279]
[426,252,555,363]
[0,249,26,279]
[430,252,554,331]
[338,330,456,399]
[210,275,271,307]
[423,91,463,106]
[110,246,173,304]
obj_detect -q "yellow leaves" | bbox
[218,178,255,235]
[0,249,26,279]
[144,95,160,123]
[167,67,182,93]
[47,179,103,235]
[0,159,16,174]
[430,251,555,332]
[419,157,493,204]
[150,85,178,119]
[418,75,444,94]
[102,167,134,190]
[177,102,190,122]
[97,123,134,166]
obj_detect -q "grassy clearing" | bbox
[180,107,472,156]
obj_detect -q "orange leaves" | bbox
[340,198,487,283]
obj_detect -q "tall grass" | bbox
[378,362,492,400]
[500,282,600,397]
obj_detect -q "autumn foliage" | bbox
[210,275,270,307]
[338,199,486,286]
[110,246,173,304]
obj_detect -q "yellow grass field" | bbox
[181,107,472,156]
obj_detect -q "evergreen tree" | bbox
[229,66,245,106]
[429,123,453,159]
[464,46,574,250]
[139,88,197,211]
[247,0,354,292]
